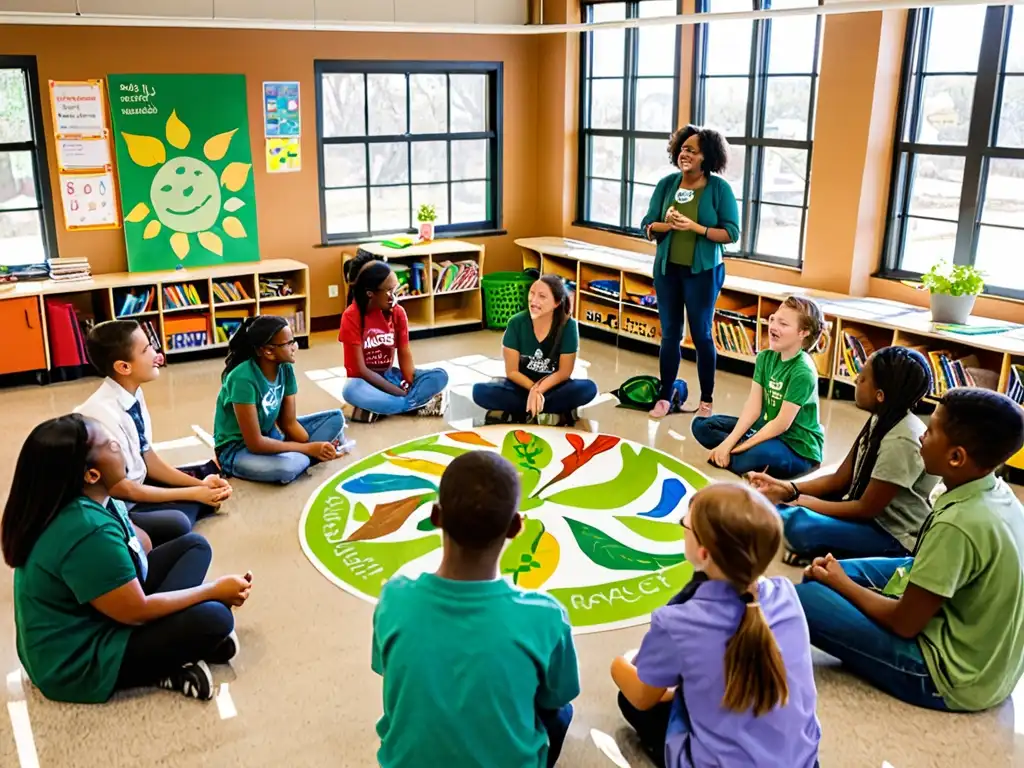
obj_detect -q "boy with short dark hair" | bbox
[371,451,580,768]
[77,320,231,545]
[796,387,1024,712]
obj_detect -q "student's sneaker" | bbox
[207,630,240,665]
[158,661,214,701]
[416,390,448,417]
[350,407,381,424]
[485,410,516,425]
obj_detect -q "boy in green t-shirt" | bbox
[371,451,580,768]
[796,388,1024,712]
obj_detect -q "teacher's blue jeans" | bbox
[654,262,725,403]
[472,378,598,415]
[691,414,816,479]
[342,367,448,416]
[778,505,910,560]
[795,557,949,711]
[218,410,345,485]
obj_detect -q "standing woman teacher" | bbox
[641,125,739,418]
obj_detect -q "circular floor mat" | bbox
[298,426,710,634]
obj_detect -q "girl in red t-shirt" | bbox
[339,254,448,423]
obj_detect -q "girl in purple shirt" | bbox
[611,483,820,768]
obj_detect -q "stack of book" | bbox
[713,307,757,357]
[116,288,155,317]
[837,328,875,379]
[139,319,163,356]
[394,263,429,298]
[432,260,480,293]
[163,283,204,309]
[262,309,306,335]
[259,277,294,298]
[212,280,252,303]
[48,257,91,283]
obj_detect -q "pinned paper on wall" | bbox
[59,168,119,230]
[266,137,301,173]
[49,80,107,137]
[57,136,112,170]
[263,81,300,137]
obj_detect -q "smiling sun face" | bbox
[122,110,251,261]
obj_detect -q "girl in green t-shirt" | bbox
[3,414,253,704]
[691,296,827,479]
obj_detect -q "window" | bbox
[884,6,1024,297]
[577,0,681,234]
[315,61,502,243]
[692,0,822,266]
[0,56,57,267]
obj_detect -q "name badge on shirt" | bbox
[674,188,695,205]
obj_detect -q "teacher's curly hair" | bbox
[667,125,730,176]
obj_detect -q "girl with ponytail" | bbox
[472,275,597,426]
[213,315,345,485]
[612,483,821,768]
[750,345,937,562]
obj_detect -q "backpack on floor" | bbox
[612,375,688,413]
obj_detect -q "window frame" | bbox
[574,0,683,236]
[691,0,823,268]
[314,59,504,246]
[880,6,1024,300]
[0,54,59,267]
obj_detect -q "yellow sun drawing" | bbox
[121,110,251,261]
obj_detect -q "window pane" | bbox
[756,204,803,260]
[590,135,624,180]
[996,76,1024,148]
[631,182,656,229]
[451,139,488,180]
[764,77,812,140]
[907,154,964,220]
[975,226,1023,291]
[981,158,1024,227]
[450,75,487,133]
[325,188,368,235]
[367,74,407,136]
[0,210,44,267]
[412,141,447,183]
[410,74,447,134]
[412,183,450,225]
[915,75,975,144]
[0,70,31,143]
[590,2,627,78]
[1007,9,1024,72]
[704,20,753,75]
[637,0,678,77]
[321,73,365,138]
[761,147,807,205]
[767,0,818,74]
[369,143,409,185]
[901,217,957,273]
[721,144,746,198]
[634,138,670,184]
[589,79,624,129]
[924,6,986,73]
[703,78,748,136]
[635,77,675,132]
[0,151,38,209]
[451,181,487,223]
[370,186,410,232]
[588,178,622,225]
[323,144,366,188]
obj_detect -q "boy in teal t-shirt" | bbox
[371,451,580,768]
[797,388,1024,712]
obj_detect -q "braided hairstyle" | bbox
[345,250,393,331]
[222,314,289,380]
[848,346,932,499]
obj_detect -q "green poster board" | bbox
[108,74,260,272]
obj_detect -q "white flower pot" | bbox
[929,292,977,325]
[418,221,435,242]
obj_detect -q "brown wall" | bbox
[0,24,539,318]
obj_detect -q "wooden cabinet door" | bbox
[0,297,47,374]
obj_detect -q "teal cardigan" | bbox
[640,173,741,276]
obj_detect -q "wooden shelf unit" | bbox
[516,237,1024,471]
[342,240,485,333]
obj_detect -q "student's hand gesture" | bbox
[804,554,849,591]
[305,441,340,461]
[709,444,732,468]
[747,472,789,503]
[527,387,545,418]
[203,474,231,491]
[212,571,253,607]
[190,484,233,507]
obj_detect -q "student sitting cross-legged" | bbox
[796,388,1024,712]
[611,483,820,768]
[371,451,580,768]
[76,320,231,547]
[3,414,253,703]
[214,315,345,485]
[749,346,938,563]
[472,275,598,427]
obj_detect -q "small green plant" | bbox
[416,203,437,223]
[920,260,985,297]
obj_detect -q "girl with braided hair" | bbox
[750,346,937,563]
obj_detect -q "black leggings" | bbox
[618,693,671,768]
[127,460,221,547]
[115,533,234,691]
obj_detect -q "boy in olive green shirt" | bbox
[796,388,1024,711]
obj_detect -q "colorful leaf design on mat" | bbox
[565,517,685,571]
[500,517,560,589]
[329,535,443,598]
[519,532,560,589]
[416,517,437,532]
[342,474,437,495]
[353,502,370,523]
[546,444,657,509]
[346,492,437,541]
[501,430,553,499]
[615,516,686,542]
[390,433,472,460]
[333,452,389,486]
[652,452,711,491]
[638,478,687,519]
[384,455,447,476]
[445,431,498,447]
[501,517,543,579]
[535,433,621,495]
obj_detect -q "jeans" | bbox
[654,262,725,403]
[795,557,949,711]
[342,367,449,416]
[218,409,345,485]
[778,505,910,560]
[539,704,573,767]
[472,378,598,415]
[127,460,222,547]
[691,414,816,479]
[618,693,674,768]
[115,533,234,691]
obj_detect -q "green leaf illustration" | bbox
[615,516,686,542]
[565,517,685,571]
[391,433,471,460]
[501,429,553,499]
[353,502,370,523]
[652,451,711,491]
[546,444,658,510]
[322,535,443,599]
[500,517,545,583]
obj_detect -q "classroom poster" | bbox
[59,169,118,230]
[49,80,107,136]
[266,137,301,173]
[108,74,260,272]
[263,81,300,137]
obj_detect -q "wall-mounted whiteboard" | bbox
[59,169,119,230]
[57,136,112,170]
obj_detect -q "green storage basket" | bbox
[482,272,532,329]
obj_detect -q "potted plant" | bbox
[416,203,437,242]
[921,260,985,325]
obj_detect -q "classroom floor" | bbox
[1,329,1022,768]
